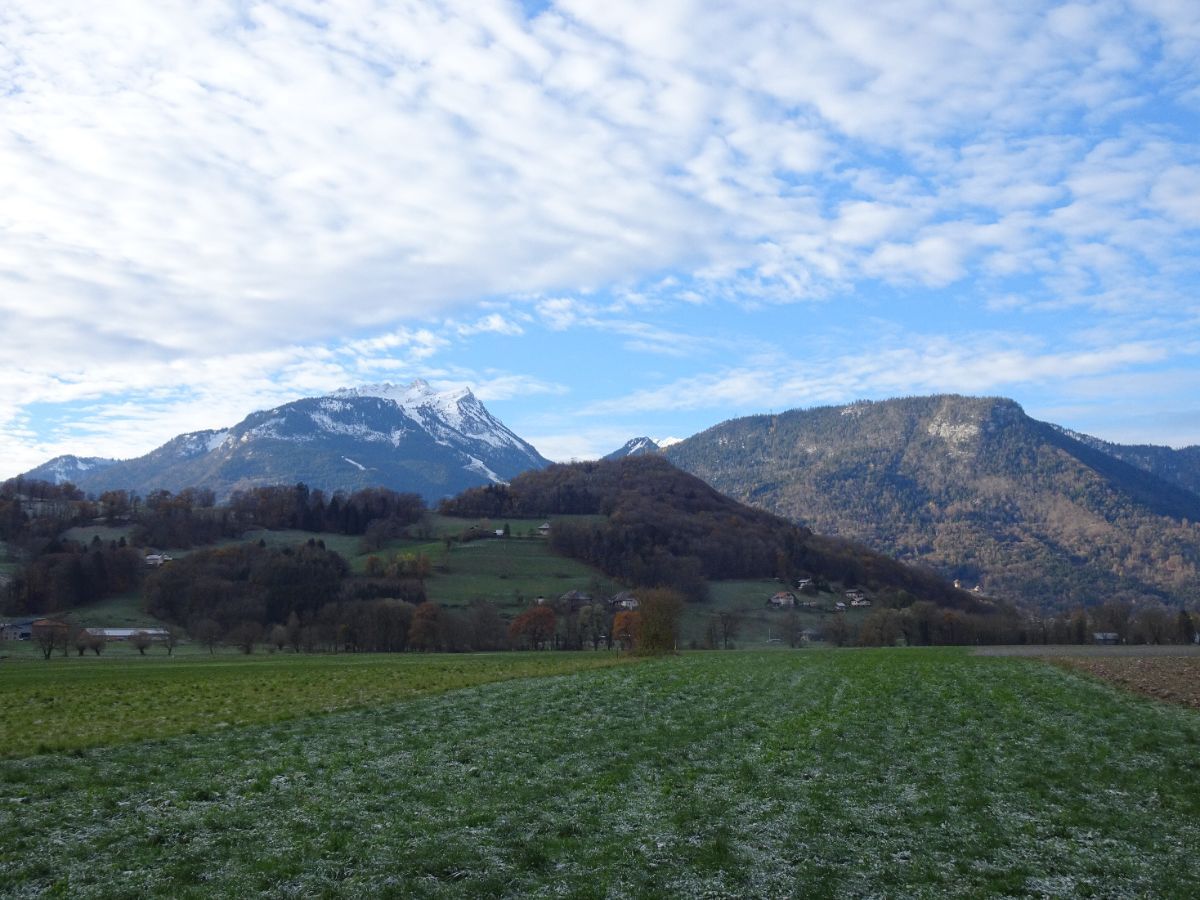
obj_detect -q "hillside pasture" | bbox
[60,524,136,546]
[60,589,158,629]
[426,537,617,608]
[424,513,605,539]
[1,650,1198,896]
[240,528,363,560]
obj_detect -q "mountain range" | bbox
[21,381,549,503]
[18,387,1200,611]
[663,395,1200,610]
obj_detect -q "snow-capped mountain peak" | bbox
[18,380,550,502]
[603,436,663,460]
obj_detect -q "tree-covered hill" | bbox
[441,455,987,612]
[664,395,1200,611]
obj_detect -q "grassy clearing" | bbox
[1,649,1198,897]
[60,524,136,545]
[241,529,364,560]
[0,651,631,759]
[60,590,159,629]
[427,538,617,608]
[424,513,605,539]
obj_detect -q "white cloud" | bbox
[3,1,1200,467]
[580,333,1175,417]
[455,313,526,337]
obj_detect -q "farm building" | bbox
[0,617,42,640]
[611,591,639,610]
[84,628,171,642]
[768,591,797,608]
[559,590,592,608]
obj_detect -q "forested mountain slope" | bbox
[665,396,1200,610]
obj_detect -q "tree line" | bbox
[1,477,428,616]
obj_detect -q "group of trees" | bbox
[228,484,425,536]
[203,598,511,655]
[834,598,1199,648]
[1,477,431,617]
[143,540,357,631]
[5,536,145,616]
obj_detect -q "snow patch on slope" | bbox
[463,455,504,484]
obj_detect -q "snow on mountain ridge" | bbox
[329,380,522,452]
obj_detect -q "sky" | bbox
[2,0,1200,475]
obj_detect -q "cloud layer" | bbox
[2,1,1199,468]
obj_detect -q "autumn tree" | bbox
[509,605,556,650]
[409,601,442,652]
[1177,609,1196,645]
[32,620,67,660]
[468,600,507,651]
[190,617,221,654]
[72,628,92,656]
[228,621,261,654]
[636,588,684,655]
[612,610,640,651]
[826,612,851,647]
[130,631,154,656]
[858,608,905,647]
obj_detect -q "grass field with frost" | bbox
[2,649,1199,897]
[0,651,630,758]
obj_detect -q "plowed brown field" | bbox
[1055,656,1200,710]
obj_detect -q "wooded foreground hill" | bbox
[441,455,989,613]
[665,395,1200,611]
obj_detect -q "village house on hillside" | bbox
[768,591,797,608]
[611,591,639,610]
[559,589,592,609]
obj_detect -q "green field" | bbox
[2,649,1198,896]
[427,537,618,607]
[0,651,630,758]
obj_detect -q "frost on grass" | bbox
[2,651,1199,897]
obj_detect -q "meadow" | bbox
[2,648,1199,897]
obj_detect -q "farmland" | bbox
[3,649,1199,896]
[0,651,631,759]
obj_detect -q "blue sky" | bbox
[2,0,1199,473]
